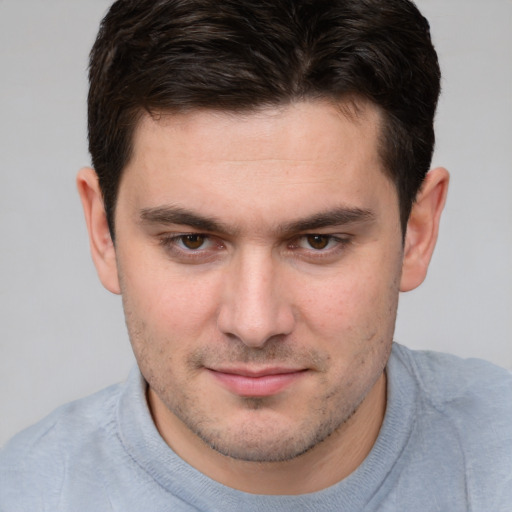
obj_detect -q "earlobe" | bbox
[76,167,121,295]
[400,167,450,292]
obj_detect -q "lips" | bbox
[207,367,307,397]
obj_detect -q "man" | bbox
[1,0,510,510]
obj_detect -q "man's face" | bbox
[113,101,403,463]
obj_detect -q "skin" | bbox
[78,100,449,494]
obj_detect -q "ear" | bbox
[76,167,121,295]
[400,167,449,292]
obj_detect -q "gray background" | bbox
[1,0,511,446]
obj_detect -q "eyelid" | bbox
[286,234,352,262]
[297,234,346,250]
[160,232,217,247]
[290,233,351,247]
[158,232,226,263]
[156,231,352,264]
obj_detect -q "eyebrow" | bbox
[279,207,375,235]
[140,206,230,233]
[139,204,375,236]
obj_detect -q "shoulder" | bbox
[392,343,512,410]
[392,343,512,509]
[0,382,123,510]
[1,381,123,462]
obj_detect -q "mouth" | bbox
[206,366,308,397]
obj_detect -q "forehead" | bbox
[129,99,383,168]
[119,100,396,228]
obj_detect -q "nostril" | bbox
[216,299,295,349]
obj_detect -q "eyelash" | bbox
[158,233,225,263]
[288,235,352,262]
[158,233,352,262]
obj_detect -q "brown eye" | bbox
[180,234,206,250]
[306,235,330,250]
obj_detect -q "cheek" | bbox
[120,275,209,382]
[296,264,400,345]
[120,255,222,335]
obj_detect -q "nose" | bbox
[217,247,295,348]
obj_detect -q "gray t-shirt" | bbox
[1,343,511,511]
